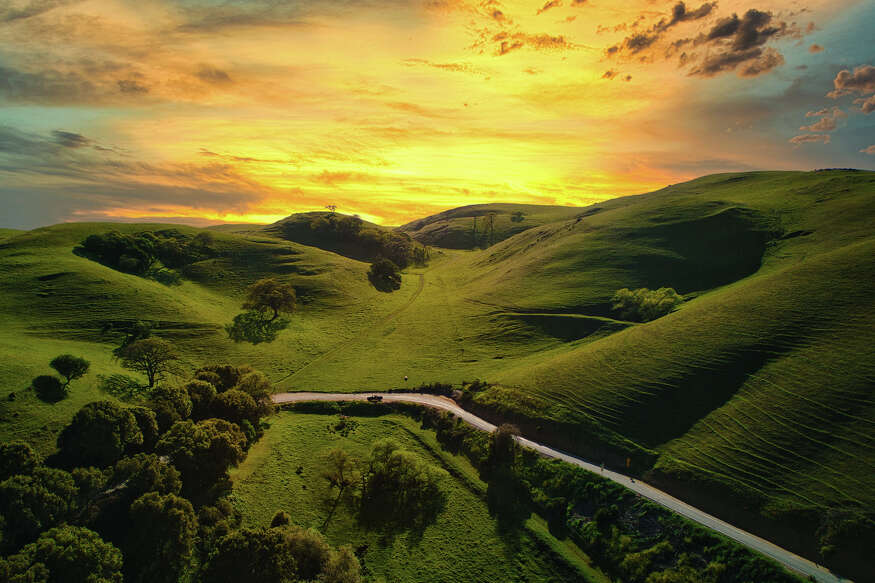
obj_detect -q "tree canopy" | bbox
[124,492,198,583]
[118,337,180,388]
[56,401,143,468]
[0,525,123,583]
[156,419,247,500]
[0,441,41,482]
[367,258,402,293]
[242,278,296,322]
[49,354,90,387]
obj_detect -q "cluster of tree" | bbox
[367,259,401,293]
[611,287,683,322]
[75,229,215,284]
[320,439,448,529]
[28,354,90,403]
[0,363,360,582]
[226,278,297,344]
[303,214,428,269]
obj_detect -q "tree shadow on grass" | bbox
[225,311,289,344]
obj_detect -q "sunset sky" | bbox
[1,0,873,229]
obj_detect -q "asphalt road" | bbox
[272,391,853,583]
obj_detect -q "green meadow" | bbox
[0,169,872,577]
[230,410,607,583]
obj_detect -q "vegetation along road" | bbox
[272,391,853,583]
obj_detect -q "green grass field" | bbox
[1,169,872,576]
[230,410,607,583]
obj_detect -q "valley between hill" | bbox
[1,169,872,580]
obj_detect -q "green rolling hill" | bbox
[0,169,872,578]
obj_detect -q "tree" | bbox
[56,401,143,468]
[32,374,67,402]
[125,492,198,583]
[82,454,182,552]
[211,389,260,430]
[119,337,180,388]
[149,384,193,431]
[49,354,90,387]
[242,278,297,322]
[156,419,246,500]
[488,423,520,469]
[510,210,525,223]
[128,406,160,452]
[0,467,78,550]
[185,379,217,420]
[359,439,447,526]
[203,526,360,583]
[367,258,402,292]
[1,525,123,583]
[201,527,297,583]
[0,441,41,481]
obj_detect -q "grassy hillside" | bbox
[398,203,582,249]
[231,410,607,583]
[1,170,872,578]
[0,222,425,453]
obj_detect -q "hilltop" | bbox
[398,203,582,249]
[0,170,872,579]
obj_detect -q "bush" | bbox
[367,258,402,292]
[611,287,683,322]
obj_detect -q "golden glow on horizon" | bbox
[0,0,854,226]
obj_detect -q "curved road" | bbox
[272,391,853,583]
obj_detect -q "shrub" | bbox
[611,287,683,322]
[367,258,402,292]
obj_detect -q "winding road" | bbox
[272,391,853,583]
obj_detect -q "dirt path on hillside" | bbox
[274,273,426,386]
[271,391,854,583]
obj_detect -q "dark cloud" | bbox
[687,10,792,77]
[0,124,272,229]
[857,95,875,114]
[195,65,232,84]
[0,65,97,103]
[117,79,149,94]
[602,69,618,79]
[607,5,795,79]
[175,1,306,33]
[654,1,716,32]
[788,134,830,145]
[0,0,78,23]
[51,130,91,148]
[608,2,715,56]
[827,65,875,98]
